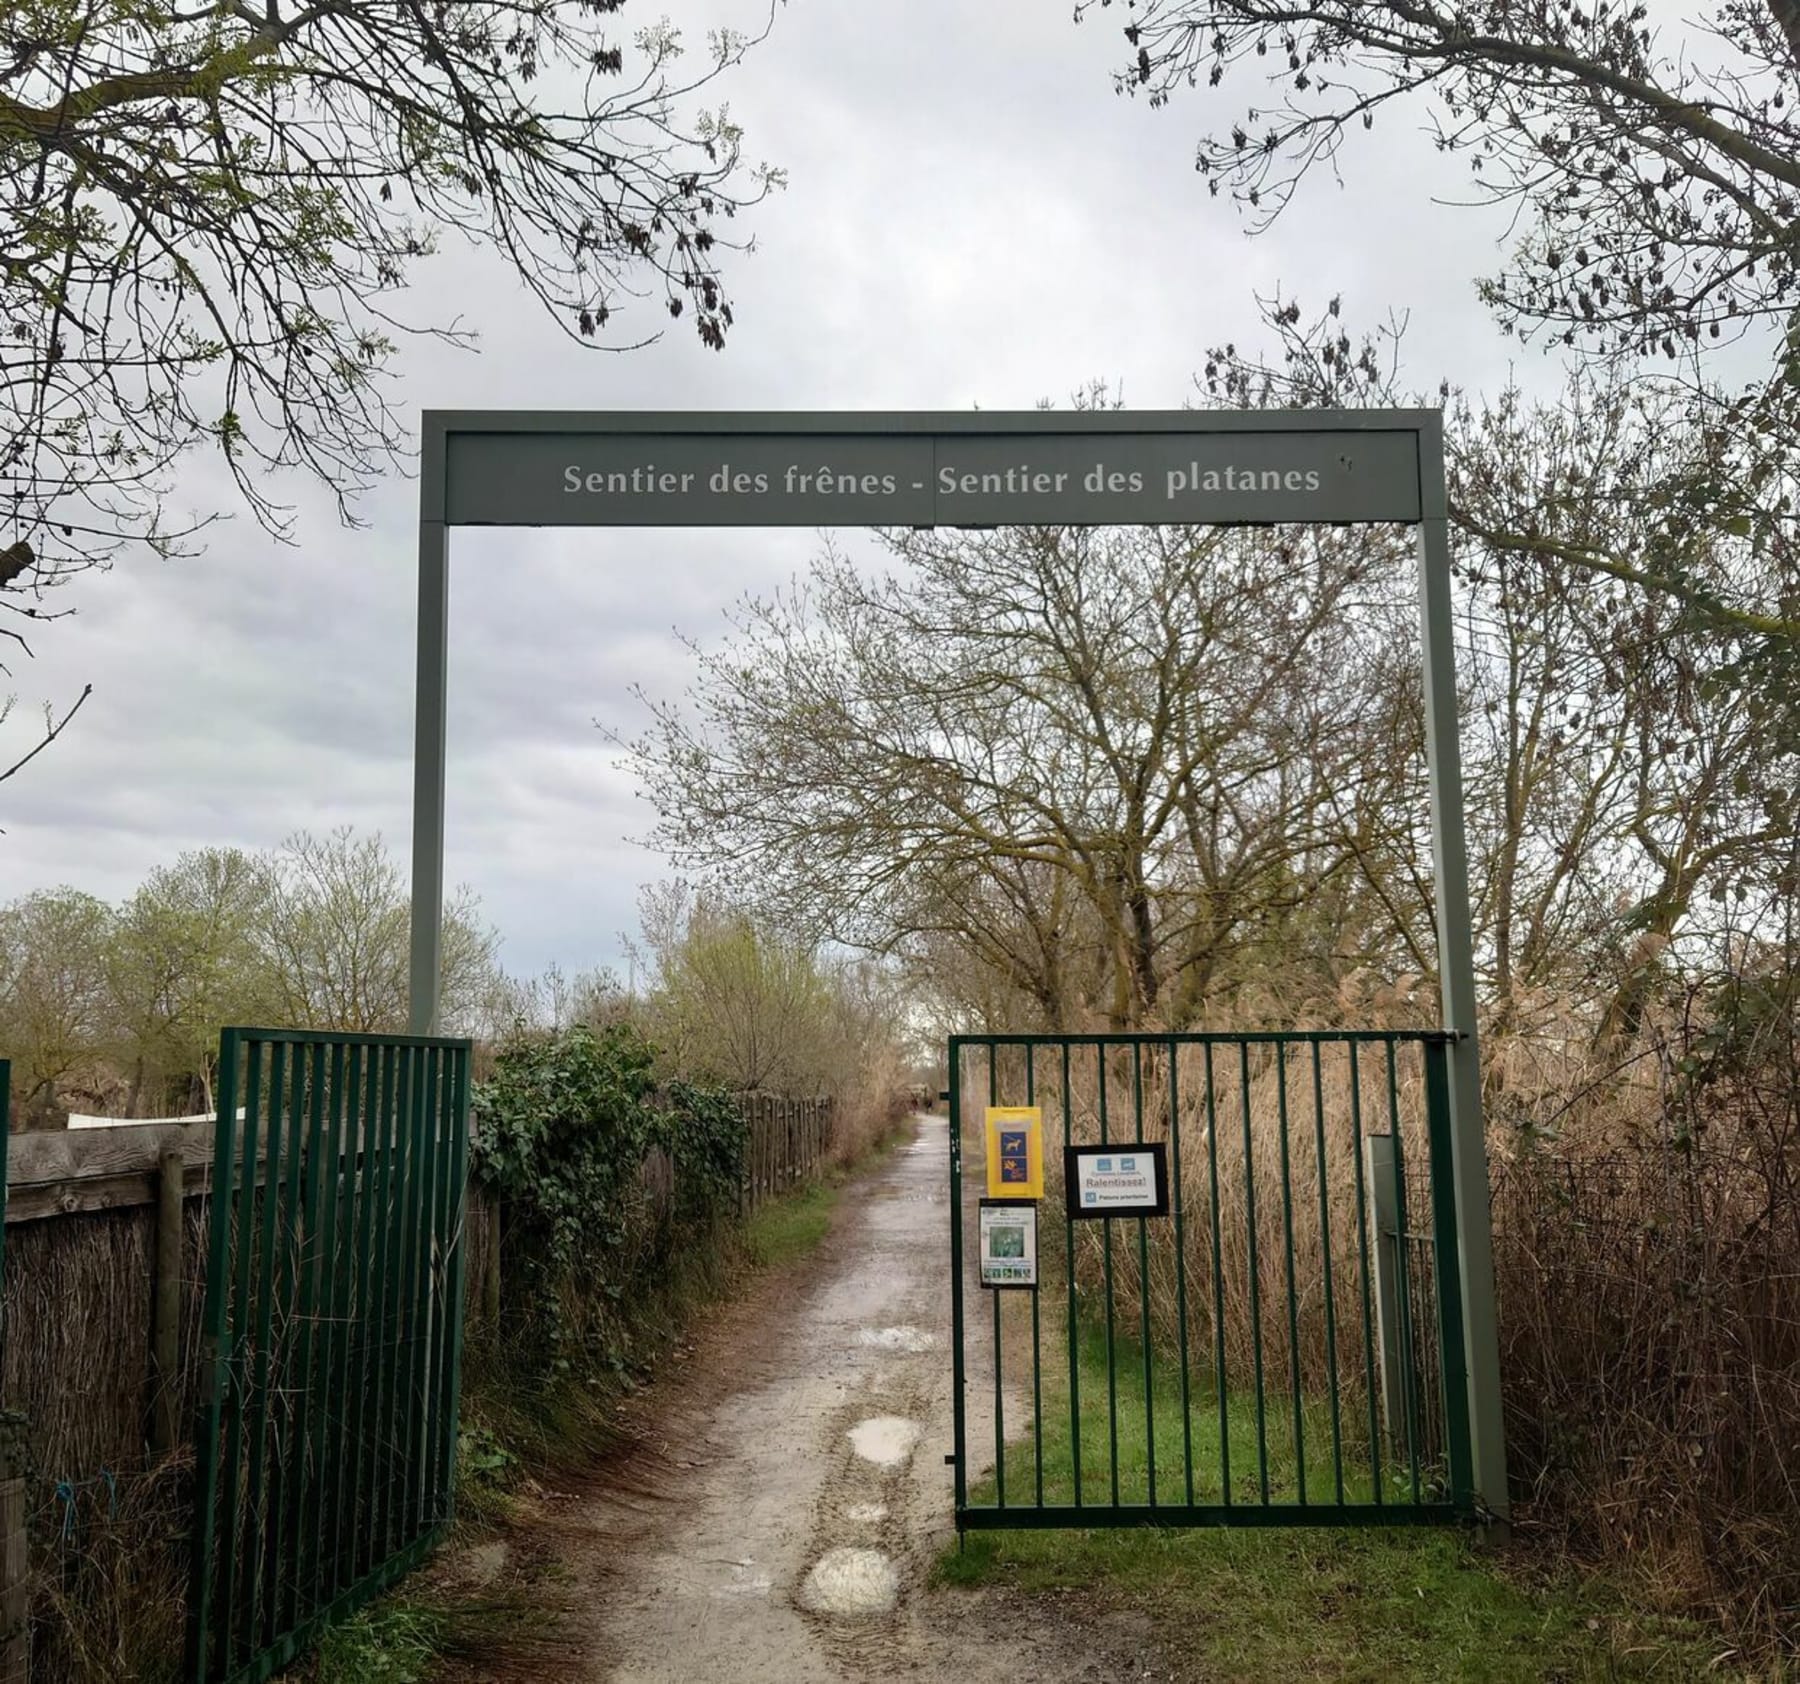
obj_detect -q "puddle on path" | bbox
[847,1415,923,1468]
[844,1502,888,1524]
[797,1547,899,1617]
[856,1325,935,1353]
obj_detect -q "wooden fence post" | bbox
[483,1197,502,1325]
[0,1415,27,1684]
[151,1146,184,1454]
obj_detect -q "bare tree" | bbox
[630,521,1412,1029]
[1081,0,1800,366]
[1205,297,1800,1041]
[259,827,497,1032]
[1,1,779,641]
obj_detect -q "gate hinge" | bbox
[944,1453,957,1466]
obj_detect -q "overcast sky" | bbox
[2,0,1544,984]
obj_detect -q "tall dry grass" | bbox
[827,1040,916,1167]
[1490,1005,1800,1646]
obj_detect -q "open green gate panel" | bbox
[186,1028,473,1684]
[949,1032,1476,1531]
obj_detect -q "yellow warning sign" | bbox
[984,1106,1044,1200]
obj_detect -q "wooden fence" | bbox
[739,1093,834,1211]
[0,1086,843,1679]
[1,1089,836,1489]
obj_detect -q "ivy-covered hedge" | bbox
[470,1022,746,1368]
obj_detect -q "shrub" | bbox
[470,1022,746,1370]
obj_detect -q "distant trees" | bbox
[0,828,495,1123]
[0,830,909,1127]
[633,880,905,1097]
[107,848,275,1114]
[0,887,112,1115]
[260,828,494,1032]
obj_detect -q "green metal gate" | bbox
[949,1032,1475,1530]
[187,1029,473,1684]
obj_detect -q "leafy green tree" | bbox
[637,882,839,1090]
[107,847,277,1112]
[0,886,114,1119]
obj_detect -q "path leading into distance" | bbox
[519,1115,1169,1683]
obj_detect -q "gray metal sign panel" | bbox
[433,413,1426,527]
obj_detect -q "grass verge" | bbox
[744,1180,837,1268]
[937,1315,1742,1683]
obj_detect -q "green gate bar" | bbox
[949,1031,1475,1531]
[187,1029,473,1684]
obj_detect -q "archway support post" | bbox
[1417,420,1510,1527]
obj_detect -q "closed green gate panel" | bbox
[949,1032,1475,1531]
[186,1029,473,1684]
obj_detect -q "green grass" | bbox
[938,1316,1738,1682]
[304,1593,565,1684]
[744,1179,837,1267]
[312,1602,448,1684]
[975,1311,1426,1513]
[741,1115,916,1268]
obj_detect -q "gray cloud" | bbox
[2,0,1543,978]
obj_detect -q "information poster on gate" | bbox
[978,1199,1039,1289]
[984,1106,1044,1199]
[1064,1141,1170,1220]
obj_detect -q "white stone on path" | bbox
[798,1548,899,1616]
[847,1416,922,1468]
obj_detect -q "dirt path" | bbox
[475,1115,1169,1683]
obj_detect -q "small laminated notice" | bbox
[979,1200,1038,1289]
[1064,1141,1170,1220]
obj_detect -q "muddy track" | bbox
[441,1116,1176,1683]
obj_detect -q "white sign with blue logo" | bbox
[1063,1141,1169,1220]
